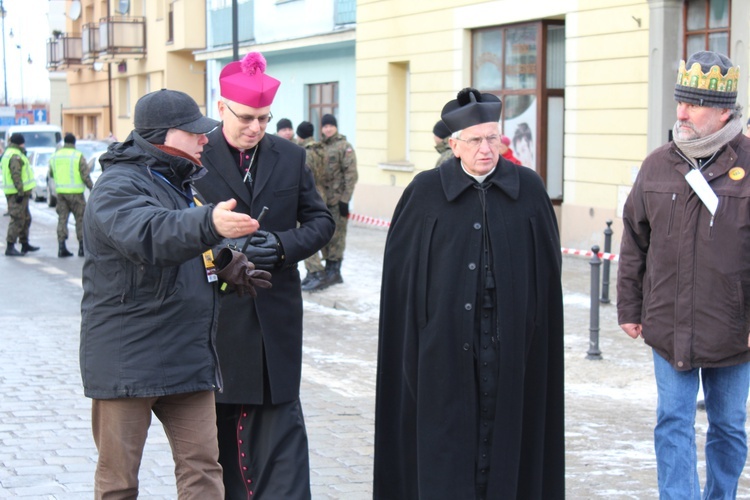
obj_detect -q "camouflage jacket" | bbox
[320,133,358,206]
[434,139,454,168]
[299,137,327,203]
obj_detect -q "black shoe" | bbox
[58,242,73,258]
[300,272,314,287]
[78,246,84,257]
[5,243,23,256]
[301,271,327,292]
[21,242,40,253]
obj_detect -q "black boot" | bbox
[300,271,314,287]
[78,241,84,257]
[324,260,343,287]
[58,241,73,258]
[21,242,40,253]
[5,243,23,256]
[301,271,327,292]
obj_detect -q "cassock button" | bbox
[463,343,470,351]
[465,303,472,310]
[474,223,481,230]
[469,263,477,270]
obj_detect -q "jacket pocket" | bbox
[643,182,682,238]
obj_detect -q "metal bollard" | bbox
[587,245,603,360]
[600,220,613,304]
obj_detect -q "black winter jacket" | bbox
[80,133,225,399]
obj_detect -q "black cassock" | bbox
[374,157,565,499]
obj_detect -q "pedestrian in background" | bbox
[48,133,93,257]
[276,117,295,141]
[303,112,357,291]
[193,52,334,499]
[374,87,565,499]
[432,119,453,168]
[498,134,522,165]
[296,120,330,290]
[2,133,39,256]
[618,50,750,499]
[80,88,267,499]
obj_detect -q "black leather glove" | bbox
[338,201,350,218]
[14,194,23,203]
[214,248,272,298]
[242,230,284,270]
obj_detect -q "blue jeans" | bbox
[653,350,750,499]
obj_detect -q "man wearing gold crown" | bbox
[193,52,334,499]
[618,51,750,498]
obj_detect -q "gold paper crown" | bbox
[676,60,740,93]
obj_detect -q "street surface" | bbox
[1,197,749,498]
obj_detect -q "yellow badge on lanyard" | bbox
[729,167,746,181]
[194,197,218,283]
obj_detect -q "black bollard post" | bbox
[600,220,613,304]
[587,245,603,360]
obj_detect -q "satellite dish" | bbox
[117,0,130,15]
[68,1,81,20]
[93,62,103,72]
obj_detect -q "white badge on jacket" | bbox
[685,168,719,216]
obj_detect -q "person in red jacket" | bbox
[498,134,522,165]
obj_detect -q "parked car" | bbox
[27,147,56,202]
[76,140,110,162]
[6,124,62,149]
[87,150,105,188]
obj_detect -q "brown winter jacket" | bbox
[618,131,750,371]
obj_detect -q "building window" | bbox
[472,21,565,200]
[307,82,338,140]
[683,0,731,57]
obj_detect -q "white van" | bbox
[5,124,62,149]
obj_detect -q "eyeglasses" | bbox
[224,102,273,126]
[454,134,501,149]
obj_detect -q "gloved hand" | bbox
[14,194,23,203]
[338,201,350,218]
[242,230,284,270]
[215,247,272,298]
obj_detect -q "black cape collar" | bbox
[439,157,521,202]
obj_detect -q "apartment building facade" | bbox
[354,0,750,250]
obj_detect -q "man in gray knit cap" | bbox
[618,51,750,499]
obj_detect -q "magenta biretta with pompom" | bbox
[219,52,281,108]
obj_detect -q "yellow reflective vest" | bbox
[1,146,35,195]
[50,147,85,194]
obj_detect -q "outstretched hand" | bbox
[212,199,259,239]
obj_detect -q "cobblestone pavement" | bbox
[1,198,749,498]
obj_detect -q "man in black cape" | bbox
[374,88,565,499]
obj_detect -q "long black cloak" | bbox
[374,158,565,499]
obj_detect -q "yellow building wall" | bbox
[355,0,652,249]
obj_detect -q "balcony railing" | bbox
[82,23,101,63]
[46,33,83,70]
[208,0,253,48]
[98,16,146,60]
[335,0,356,25]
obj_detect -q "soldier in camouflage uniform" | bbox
[433,119,454,168]
[304,113,357,291]
[2,133,39,256]
[48,133,94,257]
[295,121,331,290]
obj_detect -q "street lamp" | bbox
[9,28,31,110]
[0,0,7,106]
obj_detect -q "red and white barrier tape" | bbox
[348,213,619,261]
[561,247,619,262]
